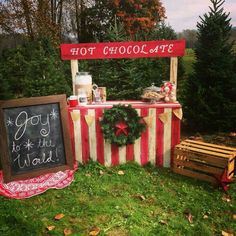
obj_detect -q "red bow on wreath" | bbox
[115,121,129,136]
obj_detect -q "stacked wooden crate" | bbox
[173,139,236,184]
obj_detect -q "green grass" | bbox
[0,161,235,236]
[183,48,196,76]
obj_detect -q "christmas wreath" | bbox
[100,104,146,146]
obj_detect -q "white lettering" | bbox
[133,45,140,54]
[70,48,80,55]
[168,44,174,53]
[103,46,109,55]
[80,47,87,56]
[141,44,148,54]
[119,46,126,54]
[14,111,50,140]
[127,45,132,54]
[88,47,96,55]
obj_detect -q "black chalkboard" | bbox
[0,94,74,183]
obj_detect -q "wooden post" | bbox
[70,60,78,95]
[170,57,178,99]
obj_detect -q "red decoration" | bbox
[115,121,129,136]
[216,168,234,192]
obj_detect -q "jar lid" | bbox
[144,83,161,92]
[76,72,90,76]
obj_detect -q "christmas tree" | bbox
[184,0,236,131]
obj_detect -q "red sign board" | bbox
[60,40,185,60]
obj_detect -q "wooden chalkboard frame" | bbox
[0,94,74,183]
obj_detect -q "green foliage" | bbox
[0,38,72,99]
[0,161,235,235]
[100,104,146,146]
[183,0,236,131]
[79,22,183,101]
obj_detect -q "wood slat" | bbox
[174,149,228,168]
[174,159,223,176]
[175,144,231,158]
[172,166,218,184]
[184,139,236,152]
[180,141,235,155]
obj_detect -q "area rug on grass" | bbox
[0,165,77,199]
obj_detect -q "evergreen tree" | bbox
[183,0,236,131]
[0,38,72,99]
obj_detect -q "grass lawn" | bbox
[0,133,236,236]
[183,48,195,76]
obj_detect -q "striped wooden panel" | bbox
[148,108,156,165]
[134,109,141,165]
[71,110,82,163]
[87,109,97,162]
[163,108,172,167]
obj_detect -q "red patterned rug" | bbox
[0,165,77,199]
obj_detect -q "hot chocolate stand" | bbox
[61,40,185,168]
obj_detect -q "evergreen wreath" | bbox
[100,104,146,146]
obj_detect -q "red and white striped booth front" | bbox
[68,101,182,168]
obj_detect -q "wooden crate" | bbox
[172,139,236,184]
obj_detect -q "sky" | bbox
[161,0,236,32]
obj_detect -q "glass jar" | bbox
[75,72,92,103]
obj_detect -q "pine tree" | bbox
[184,0,236,131]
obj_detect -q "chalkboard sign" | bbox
[0,94,74,183]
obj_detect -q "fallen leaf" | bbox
[46,225,55,231]
[222,230,234,236]
[203,214,209,219]
[99,170,104,175]
[187,213,193,224]
[118,170,125,175]
[159,219,168,225]
[233,214,236,220]
[64,228,72,236]
[134,194,146,201]
[138,195,146,201]
[89,226,100,236]
[85,173,91,177]
[54,213,65,220]
[222,195,231,202]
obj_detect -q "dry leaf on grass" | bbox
[159,220,168,225]
[99,170,104,175]
[54,213,65,220]
[203,214,209,219]
[64,228,72,236]
[233,214,236,220]
[85,173,91,177]
[46,225,55,231]
[118,170,125,175]
[222,195,231,202]
[134,194,146,201]
[222,230,234,236]
[187,213,193,224]
[184,211,193,224]
[89,226,101,236]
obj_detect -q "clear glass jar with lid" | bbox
[75,72,92,103]
[141,83,164,103]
